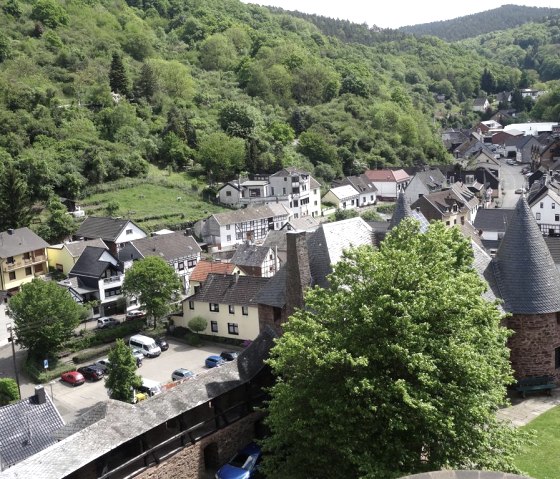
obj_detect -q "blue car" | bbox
[205,355,225,368]
[215,442,262,479]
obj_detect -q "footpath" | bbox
[497,388,560,426]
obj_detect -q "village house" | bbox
[186,259,241,296]
[472,97,490,112]
[364,169,411,200]
[528,179,560,237]
[321,184,360,210]
[47,238,107,274]
[472,208,515,253]
[230,242,279,278]
[194,203,291,250]
[335,174,378,207]
[411,184,479,226]
[404,168,447,204]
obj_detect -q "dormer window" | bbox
[452,204,458,213]
[126,229,133,235]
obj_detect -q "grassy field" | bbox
[514,405,560,479]
[80,166,227,232]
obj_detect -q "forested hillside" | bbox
[0,0,558,231]
[399,4,560,42]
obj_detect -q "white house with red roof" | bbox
[364,169,411,200]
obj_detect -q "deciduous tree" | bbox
[105,339,142,403]
[122,256,181,329]
[0,378,19,405]
[262,220,523,478]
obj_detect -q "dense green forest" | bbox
[399,4,560,42]
[0,0,559,232]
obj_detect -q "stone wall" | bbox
[508,312,560,381]
[258,304,286,337]
[136,412,263,479]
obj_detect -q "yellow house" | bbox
[178,273,268,341]
[0,228,49,293]
[47,239,107,274]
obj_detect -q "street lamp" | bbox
[6,323,21,400]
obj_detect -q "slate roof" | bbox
[188,273,268,305]
[58,239,107,258]
[69,246,120,278]
[389,193,429,231]
[282,216,320,232]
[254,266,287,308]
[0,390,64,470]
[117,242,142,263]
[409,168,446,190]
[131,233,201,262]
[309,177,321,189]
[0,228,49,258]
[340,174,378,193]
[231,243,270,268]
[210,204,290,226]
[473,209,515,233]
[544,237,560,265]
[75,217,145,242]
[492,197,560,314]
[473,97,488,107]
[2,329,277,479]
[269,167,309,177]
[471,241,504,313]
[308,217,374,288]
[189,260,236,282]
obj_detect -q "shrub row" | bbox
[25,358,75,384]
[376,202,396,214]
[72,344,113,364]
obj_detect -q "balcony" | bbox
[102,275,124,285]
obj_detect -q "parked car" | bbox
[515,188,527,194]
[220,351,239,362]
[171,368,195,381]
[96,358,111,372]
[61,371,85,386]
[205,355,225,368]
[97,317,120,329]
[506,159,517,166]
[130,348,144,367]
[77,364,105,381]
[215,442,263,479]
[155,337,169,351]
[137,378,162,397]
[126,310,146,320]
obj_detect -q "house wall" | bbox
[179,300,260,341]
[258,304,287,337]
[0,248,48,291]
[115,223,147,245]
[530,194,560,226]
[47,246,76,274]
[218,184,241,205]
[507,312,560,381]
[308,186,322,217]
[358,191,377,206]
[322,191,358,210]
[404,176,429,203]
[372,181,397,199]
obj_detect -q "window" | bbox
[236,232,243,240]
[227,235,231,242]
[209,303,219,312]
[126,229,133,235]
[178,262,185,271]
[293,200,299,207]
[106,287,122,297]
[446,221,450,226]
[284,177,287,182]
[553,203,556,209]
[6,256,14,264]
[541,202,544,208]
[449,176,454,184]
[556,215,559,222]
[314,201,317,206]
[25,267,32,276]
[187,259,196,268]
[23,252,30,260]
[536,212,541,220]
[189,301,194,310]
[226,191,232,197]
[56,263,63,272]
[242,306,248,316]
[229,305,235,314]
[228,323,239,335]
[8,271,16,280]
[226,225,231,230]
[283,188,286,195]
[211,321,218,333]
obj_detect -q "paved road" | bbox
[499,161,528,208]
[0,338,240,423]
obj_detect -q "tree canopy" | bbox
[262,220,523,478]
[9,279,87,361]
[122,256,181,328]
[105,338,142,403]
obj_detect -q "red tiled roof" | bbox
[190,260,235,282]
[364,169,410,182]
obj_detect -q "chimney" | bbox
[7,228,13,235]
[34,385,46,404]
[285,232,311,317]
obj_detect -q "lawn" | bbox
[80,166,227,232]
[514,405,560,479]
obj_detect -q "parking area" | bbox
[49,338,241,423]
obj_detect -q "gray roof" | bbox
[0,390,64,470]
[2,328,277,479]
[231,243,270,268]
[473,209,515,233]
[69,246,120,279]
[340,174,378,193]
[389,193,429,231]
[254,265,287,308]
[492,197,560,314]
[75,217,144,242]
[308,217,374,288]
[545,237,560,264]
[282,216,320,232]
[471,241,504,313]
[61,239,107,258]
[0,228,49,258]
[131,233,201,262]
[211,204,290,226]
[187,273,268,306]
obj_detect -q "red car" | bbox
[61,371,85,386]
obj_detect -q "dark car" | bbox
[77,364,105,381]
[215,442,263,479]
[220,351,239,362]
[205,355,225,368]
[155,337,169,351]
[61,371,85,386]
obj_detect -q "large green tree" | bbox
[122,256,181,328]
[37,197,77,244]
[0,164,34,232]
[109,52,130,96]
[9,279,87,360]
[105,339,142,403]
[262,220,523,478]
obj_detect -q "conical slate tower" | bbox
[492,196,560,380]
[389,192,413,230]
[493,196,560,314]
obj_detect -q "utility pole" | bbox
[6,324,21,400]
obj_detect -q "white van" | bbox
[129,334,161,358]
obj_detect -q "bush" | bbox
[185,331,202,346]
[170,326,189,338]
[24,358,74,383]
[72,344,113,364]
[0,378,20,405]
[360,209,383,221]
[376,202,396,214]
[188,316,207,333]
